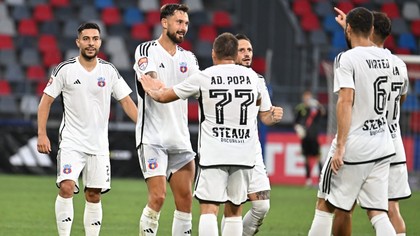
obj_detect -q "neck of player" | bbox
[158,34,177,56]
[79,55,97,72]
[351,37,375,48]
[215,59,236,65]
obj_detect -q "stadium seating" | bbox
[101,7,122,26]
[0,35,14,49]
[0,80,12,95]
[26,65,46,81]
[123,8,144,26]
[18,19,38,36]
[33,4,54,22]
[131,23,152,41]
[50,0,70,7]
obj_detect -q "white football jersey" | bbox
[332,47,395,163]
[133,40,199,150]
[385,50,409,163]
[258,74,272,112]
[44,57,132,155]
[173,64,262,167]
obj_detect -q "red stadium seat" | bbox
[381,3,400,19]
[36,82,46,96]
[33,4,54,22]
[293,0,312,16]
[410,112,420,133]
[50,0,70,7]
[188,101,199,122]
[43,51,62,67]
[394,47,411,55]
[300,14,320,31]
[161,0,180,5]
[0,35,14,49]
[336,2,354,14]
[0,80,12,95]
[351,0,369,4]
[18,19,38,36]
[26,65,46,81]
[101,7,122,26]
[38,35,58,53]
[212,11,232,28]
[411,20,420,37]
[98,51,108,61]
[179,40,193,51]
[146,10,161,26]
[198,25,217,42]
[131,23,152,41]
[384,34,396,51]
[252,56,266,75]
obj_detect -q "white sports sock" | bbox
[371,213,397,236]
[140,205,160,236]
[198,214,218,236]
[396,234,406,236]
[308,209,333,236]
[172,210,192,236]
[243,199,270,236]
[222,216,242,236]
[84,201,102,236]
[55,195,73,236]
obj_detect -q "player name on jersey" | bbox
[365,58,390,69]
[211,76,252,85]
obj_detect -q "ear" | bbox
[75,38,80,47]
[345,23,351,35]
[161,18,168,29]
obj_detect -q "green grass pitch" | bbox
[1,174,419,235]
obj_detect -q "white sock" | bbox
[55,195,73,236]
[308,209,333,236]
[172,210,192,236]
[198,214,218,236]
[396,234,406,236]
[84,201,102,236]
[243,199,270,236]
[371,213,397,236]
[140,205,160,236]
[222,216,242,236]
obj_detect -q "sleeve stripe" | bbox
[52,58,76,76]
[98,59,121,78]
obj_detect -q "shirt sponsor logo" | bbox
[63,164,72,174]
[148,158,158,170]
[180,62,188,73]
[362,116,387,136]
[138,57,148,71]
[212,127,250,143]
[97,77,106,87]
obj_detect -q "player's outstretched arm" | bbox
[334,7,347,30]
[140,74,179,103]
[259,106,283,126]
[119,96,138,123]
[37,94,54,154]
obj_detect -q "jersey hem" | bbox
[390,161,406,166]
[198,164,255,169]
[343,153,395,165]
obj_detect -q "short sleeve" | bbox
[133,43,157,77]
[112,70,132,101]
[333,52,354,93]
[399,62,409,96]
[188,51,200,75]
[258,75,272,112]
[173,73,202,100]
[43,68,65,98]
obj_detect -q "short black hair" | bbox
[372,11,391,41]
[160,4,189,20]
[77,22,101,36]
[213,32,238,60]
[346,7,373,37]
[235,33,251,43]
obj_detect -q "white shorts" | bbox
[138,144,195,180]
[56,148,111,194]
[248,155,271,194]
[194,166,252,205]
[318,155,390,212]
[388,163,411,200]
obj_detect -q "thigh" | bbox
[227,167,252,206]
[83,153,111,194]
[138,144,169,179]
[388,163,411,200]
[194,167,229,203]
[358,159,389,211]
[56,148,85,194]
[248,156,270,194]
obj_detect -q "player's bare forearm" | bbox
[147,88,179,103]
[37,94,54,154]
[259,106,283,126]
[335,88,354,149]
[119,96,138,123]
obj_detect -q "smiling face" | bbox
[163,10,189,44]
[236,39,253,67]
[76,28,101,60]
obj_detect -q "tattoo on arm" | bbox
[255,190,270,200]
[146,71,157,79]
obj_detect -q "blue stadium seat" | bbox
[415,81,420,94]
[391,18,409,35]
[332,30,347,48]
[94,0,114,9]
[123,8,144,26]
[323,14,343,33]
[398,33,417,51]
[10,5,30,20]
[402,94,419,111]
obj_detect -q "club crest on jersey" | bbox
[97,77,106,87]
[47,77,53,86]
[138,57,148,71]
[63,164,72,174]
[179,62,188,73]
[148,158,158,170]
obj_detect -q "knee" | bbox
[85,188,101,203]
[149,191,166,209]
[251,200,270,217]
[59,180,75,198]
